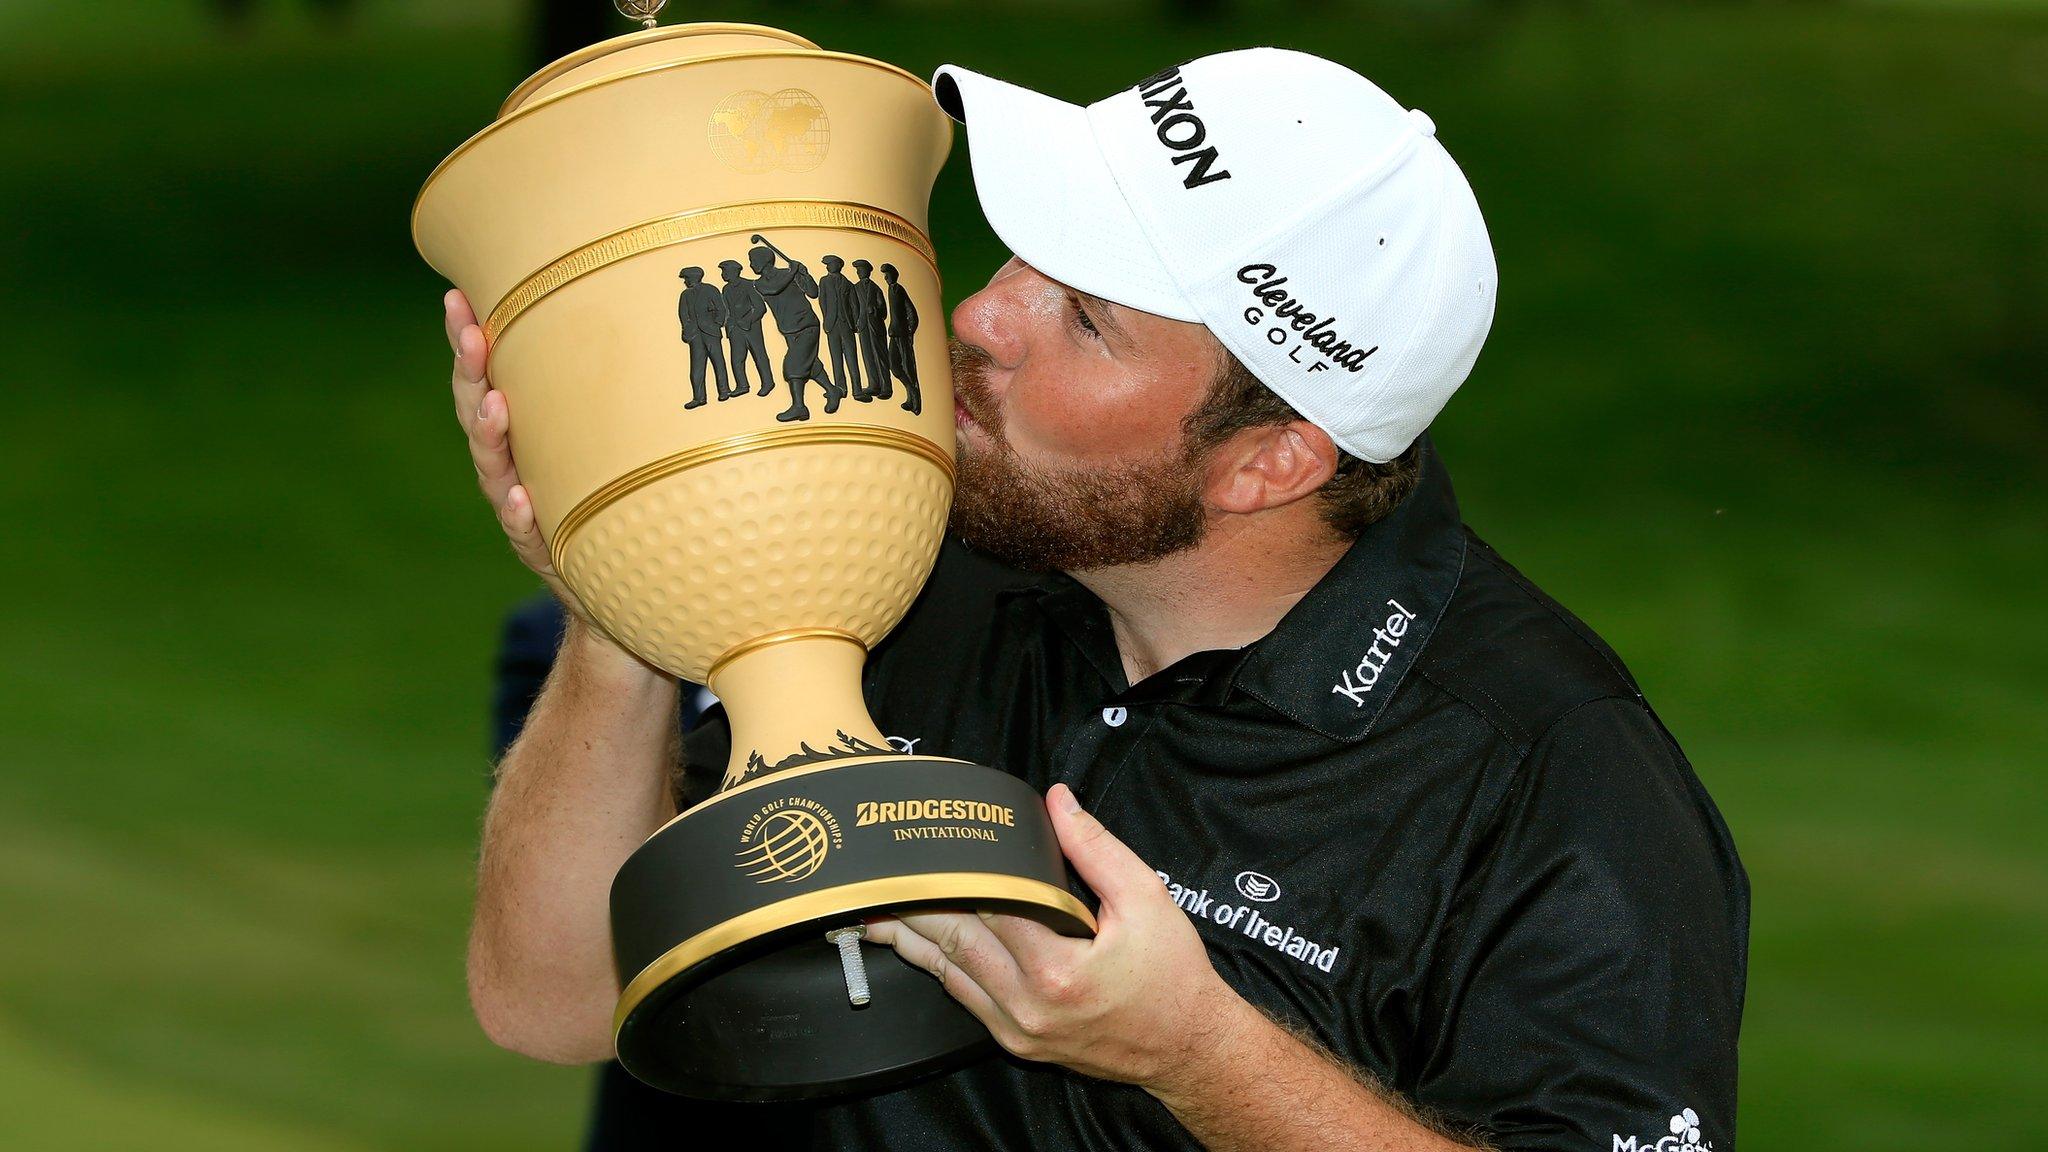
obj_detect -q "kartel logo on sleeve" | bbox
[1331,599,1420,705]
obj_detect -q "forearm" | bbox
[468,618,679,1063]
[1149,999,1484,1152]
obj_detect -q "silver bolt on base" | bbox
[824,925,870,1006]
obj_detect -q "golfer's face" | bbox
[950,256,1217,470]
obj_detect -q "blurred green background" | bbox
[0,0,2041,1148]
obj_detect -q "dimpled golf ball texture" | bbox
[556,445,951,683]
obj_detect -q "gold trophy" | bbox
[412,2,1094,1101]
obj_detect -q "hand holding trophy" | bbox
[415,6,1094,1103]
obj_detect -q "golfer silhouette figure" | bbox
[881,262,921,415]
[718,259,773,398]
[746,241,840,423]
[676,266,729,410]
[817,255,864,402]
[850,259,890,402]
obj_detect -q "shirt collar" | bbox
[1231,438,1466,741]
[1014,437,1466,738]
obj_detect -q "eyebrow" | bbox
[1073,289,1133,342]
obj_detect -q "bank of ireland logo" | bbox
[734,797,844,884]
[1234,870,1280,902]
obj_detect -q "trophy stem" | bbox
[707,632,890,789]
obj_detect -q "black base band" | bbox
[609,757,1095,1100]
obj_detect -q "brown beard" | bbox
[947,340,1209,573]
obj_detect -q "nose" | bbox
[950,260,1037,369]
[950,289,1018,369]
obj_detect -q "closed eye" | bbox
[1067,294,1102,340]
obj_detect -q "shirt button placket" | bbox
[1051,702,1141,804]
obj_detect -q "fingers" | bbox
[444,288,477,352]
[468,388,550,582]
[864,915,1003,1026]
[447,288,489,435]
[441,290,553,579]
[442,292,512,520]
[454,323,488,386]
[496,484,557,577]
[1047,784,1160,914]
[469,386,516,504]
[451,323,490,435]
[892,910,1024,1001]
[976,909,1083,976]
[469,386,550,575]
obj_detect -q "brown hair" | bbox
[1181,351,1422,538]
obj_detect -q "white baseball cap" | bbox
[931,49,1496,463]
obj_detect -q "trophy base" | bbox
[609,756,1095,1100]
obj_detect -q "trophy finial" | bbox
[613,0,667,30]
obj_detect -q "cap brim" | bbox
[932,65,1198,323]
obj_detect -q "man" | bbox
[444,48,1746,1152]
[747,243,843,423]
[674,266,729,409]
[850,258,891,401]
[717,259,773,397]
[881,261,922,414]
[818,254,864,401]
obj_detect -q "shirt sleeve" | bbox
[490,595,709,775]
[679,704,733,808]
[1413,697,1749,1152]
[490,594,568,759]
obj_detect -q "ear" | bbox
[1204,420,1340,515]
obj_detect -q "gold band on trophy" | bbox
[613,871,1100,1036]
[546,423,954,572]
[705,626,865,681]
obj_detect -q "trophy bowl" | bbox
[413,20,1095,1101]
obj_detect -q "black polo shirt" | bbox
[493,441,1748,1152]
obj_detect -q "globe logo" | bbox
[735,807,833,883]
[707,88,831,175]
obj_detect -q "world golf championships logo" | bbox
[734,796,845,884]
[708,88,830,175]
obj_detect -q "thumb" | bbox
[1047,783,1159,911]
